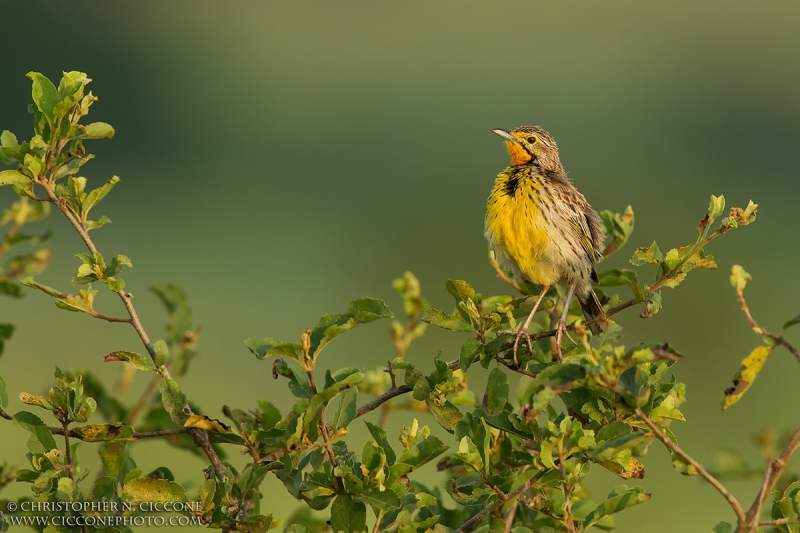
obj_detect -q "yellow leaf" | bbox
[600,457,646,480]
[722,345,772,410]
[183,414,232,433]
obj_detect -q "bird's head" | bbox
[492,125,562,171]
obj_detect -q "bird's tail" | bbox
[579,289,607,336]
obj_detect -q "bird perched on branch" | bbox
[484,125,607,361]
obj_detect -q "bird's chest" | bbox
[485,174,556,279]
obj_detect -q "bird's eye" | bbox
[527,136,537,144]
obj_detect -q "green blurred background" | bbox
[2,1,800,531]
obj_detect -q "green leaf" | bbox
[1,130,19,152]
[13,410,57,453]
[595,421,632,443]
[597,269,637,287]
[649,404,686,422]
[396,435,448,470]
[103,351,156,371]
[445,279,476,303]
[272,360,313,398]
[82,176,120,215]
[26,72,59,123]
[160,378,190,424]
[619,366,651,407]
[86,215,112,231]
[72,424,134,442]
[359,488,401,510]
[99,441,130,481]
[309,298,393,358]
[485,368,509,415]
[0,375,7,408]
[708,194,726,219]
[21,278,97,314]
[741,200,758,225]
[304,371,363,440]
[722,345,772,410]
[589,433,650,462]
[56,477,82,502]
[454,436,485,473]
[421,309,473,332]
[630,242,662,266]
[783,315,800,331]
[330,494,367,533]
[0,169,31,188]
[153,340,169,368]
[583,485,650,528]
[333,388,358,430]
[123,478,187,503]
[365,421,397,465]
[81,122,115,139]
[459,338,484,373]
[19,392,53,410]
[235,464,271,498]
[426,399,463,432]
[730,265,751,292]
[770,481,800,533]
[234,515,277,533]
[539,440,556,469]
[640,291,662,319]
[523,364,586,397]
[0,282,24,299]
[245,337,303,362]
[600,206,635,256]
[104,253,132,278]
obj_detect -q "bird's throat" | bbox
[506,141,533,165]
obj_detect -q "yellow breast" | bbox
[485,169,560,285]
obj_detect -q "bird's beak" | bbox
[491,128,521,145]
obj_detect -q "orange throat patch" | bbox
[506,141,532,165]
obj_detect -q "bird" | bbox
[484,125,607,362]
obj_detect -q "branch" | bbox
[50,426,191,440]
[635,407,746,525]
[35,179,225,480]
[90,312,132,324]
[741,426,800,532]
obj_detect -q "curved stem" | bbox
[635,407,746,525]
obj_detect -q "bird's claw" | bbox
[554,319,579,361]
[498,327,534,368]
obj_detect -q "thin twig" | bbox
[558,444,576,533]
[457,469,547,532]
[89,312,132,324]
[635,407,746,525]
[387,360,397,388]
[495,356,538,377]
[735,284,800,363]
[760,518,800,526]
[61,419,73,479]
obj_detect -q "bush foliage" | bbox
[1,71,799,533]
